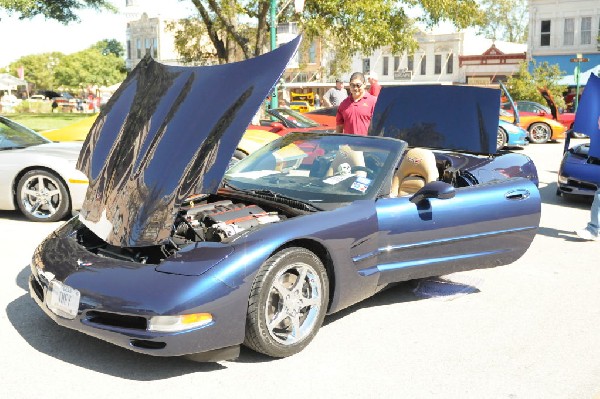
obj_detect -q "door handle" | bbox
[505,189,530,200]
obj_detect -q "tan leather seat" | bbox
[326,145,367,177]
[391,148,438,196]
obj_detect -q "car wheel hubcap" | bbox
[531,125,550,142]
[20,175,62,219]
[265,262,322,345]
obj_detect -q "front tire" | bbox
[16,169,71,222]
[496,127,507,150]
[528,123,551,144]
[244,247,329,358]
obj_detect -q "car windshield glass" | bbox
[225,133,405,204]
[269,108,320,128]
[0,117,49,149]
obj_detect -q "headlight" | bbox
[148,313,213,332]
[558,175,568,184]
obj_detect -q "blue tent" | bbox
[558,64,600,86]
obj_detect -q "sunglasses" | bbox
[349,82,363,89]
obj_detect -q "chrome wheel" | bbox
[266,262,323,345]
[245,247,329,357]
[17,170,70,222]
[496,127,507,150]
[528,123,551,144]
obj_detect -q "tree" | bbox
[172,0,484,74]
[505,61,567,108]
[476,0,528,43]
[92,39,125,58]
[7,53,64,90]
[53,47,126,90]
[0,0,116,23]
[8,41,126,92]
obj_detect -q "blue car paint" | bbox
[28,40,543,359]
[558,140,600,196]
[558,74,600,198]
[77,37,302,248]
[31,171,540,357]
[499,119,528,147]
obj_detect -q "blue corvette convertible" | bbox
[29,37,541,361]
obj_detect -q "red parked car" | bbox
[250,107,334,135]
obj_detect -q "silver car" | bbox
[0,115,88,222]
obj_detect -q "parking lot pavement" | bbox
[1,141,599,399]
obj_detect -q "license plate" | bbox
[47,281,80,319]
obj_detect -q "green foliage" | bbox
[476,0,528,43]
[176,0,485,76]
[91,39,125,58]
[0,0,116,23]
[7,52,64,90]
[54,48,126,89]
[8,41,126,92]
[505,61,567,108]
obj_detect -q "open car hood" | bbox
[370,85,500,155]
[76,37,301,247]
[573,73,600,159]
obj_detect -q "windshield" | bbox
[269,108,320,128]
[0,117,49,149]
[225,132,405,205]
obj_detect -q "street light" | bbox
[269,0,304,109]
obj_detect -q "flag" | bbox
[573,73,600,159]
[17,66,24,80]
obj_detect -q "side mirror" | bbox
[409,181,456,204]
[269,122,285,132]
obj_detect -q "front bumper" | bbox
[28,266,246,359]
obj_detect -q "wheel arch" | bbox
[266,238,336,312]
[12,166,72,211]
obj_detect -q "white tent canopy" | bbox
[0,73,27,91]
[558,64,600,86]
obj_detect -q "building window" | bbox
[540,20,551,46]
[394,56,400,71]
[446,54,453,74]
[152,38,158,58]
[564,18,574,46]
[127,40,131,59]
[383,56,389,76]
[145,38,152,55]
[434,54,442,74]
[581,17,592,45]
[407,55,413,72]
[420,55,426,75]
[136,38,142,58]
[362,58,371,74]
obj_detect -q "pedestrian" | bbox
[51,100,58,113]
[576,188,600,241]
[335,72,377,135]
[314,93,320,108]
[367,72,382,97]
[323,79,348,108]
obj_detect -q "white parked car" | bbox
[0,116,89,222]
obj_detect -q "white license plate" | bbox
[47,281,80,319]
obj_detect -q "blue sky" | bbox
[0,0,194,68]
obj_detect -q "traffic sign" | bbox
[570,57,589,62]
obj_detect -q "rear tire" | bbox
[244,247,329,358]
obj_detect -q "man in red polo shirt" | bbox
[336,72,377,135]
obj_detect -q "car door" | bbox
[373,178,540,285]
